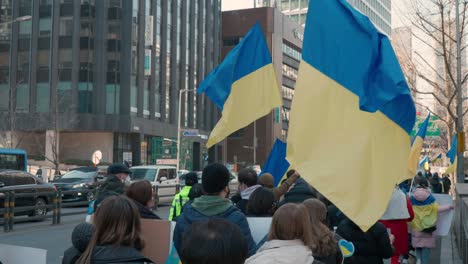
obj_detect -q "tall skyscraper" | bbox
[0,0,222,170]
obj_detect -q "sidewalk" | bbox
[429,230,463,264]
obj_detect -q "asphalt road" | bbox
[0,205,171,264]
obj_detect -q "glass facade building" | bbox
[0,0,221,169]
[260,0,392,36]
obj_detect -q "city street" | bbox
[0,206,171,264]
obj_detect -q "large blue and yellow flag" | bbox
[418,156,430,171]
[286,0,415,231]
[445,135,458,174]
[431,153,442,164]
[260,139,290,186]
[197,23,281,148]
[407,114,430,179]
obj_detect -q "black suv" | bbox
[0,170,56,218]
[52,167,107,202]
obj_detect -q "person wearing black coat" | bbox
[337,218,394,264]
[63,223,95,264]
[277,178,317,207]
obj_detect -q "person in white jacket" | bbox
[245,203,315,264]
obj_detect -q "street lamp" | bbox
[177,89,196,172]
[456,0,465,183]
[0,15,32,27]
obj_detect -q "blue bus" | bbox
[0,148,28,172]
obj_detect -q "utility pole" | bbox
[456,0,465,183]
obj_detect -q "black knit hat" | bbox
[184,172,199,186]
[202,163,230,194]
[72,223,95,252]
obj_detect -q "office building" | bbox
[222,7,303,167]
[0,0,221,170]
[259,0,392,36]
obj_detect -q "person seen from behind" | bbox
[379,187,414,264]
[429,173,442,194]
[169,172,198,221]
[303,198,342,264]
[246,187,276,217]
[126,180,161,220]
[337,216,394,263]
[245,203,315,264]
[63,223,95,264]
[410,177,453,264]
[179,219,248,264]
[277,170,317,207]
[258,170,300,201]
[231,168,261,214]
[76,196,153,264]
[442,174,451,194]
[173,163,257,256]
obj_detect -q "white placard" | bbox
[247,217,272,244]
[0,244,47,264]
[433,194,454,236]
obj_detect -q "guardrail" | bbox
[0,184,182,232]
[454,184,468,263]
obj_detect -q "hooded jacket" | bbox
[233,185,262,214]
[88,246,153,263]
[173,195,257,256]
[410,187,452,248]
[169,186,192,221]
[245,239,314,264]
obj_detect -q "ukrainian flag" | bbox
[260,139,290,186]
[407,114,430,179]
[445,135,458,174]
[431,153,442,164]
[418,156,430,171]
[286,0,415,231]
[197,23,281,148]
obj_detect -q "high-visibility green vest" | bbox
[169,186,192,221]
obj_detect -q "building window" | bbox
[78,83,93,113]
[16,83,29,112]
[106,84,120,114]
[36,83,50,113]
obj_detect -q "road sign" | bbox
[92,150,102,166]
[182,129,199,137]
[200,135,208,140]
[156,159,177,165]
[410,115,441,137]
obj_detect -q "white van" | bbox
[129,165,178,204]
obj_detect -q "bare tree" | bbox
[393,0,468,150]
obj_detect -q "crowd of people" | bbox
[63,163,454,264]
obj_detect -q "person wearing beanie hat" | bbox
[62,223,95,264]
[173,163,257,257]
[258,171,300,201]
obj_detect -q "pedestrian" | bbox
[258,170,300,201]
[246,187,276,217]
[429,174,442,194]
[337,217,394,263]
[76,196,153,264]
[126,180,161,220]
[93,163,131,211]
[173,163,257,256]
[169,172,198,221]
[231,168,262,214]
[188,183,204,201]
[277,171,317,207]
[245,203,315,264]
[63,223,95,264]
[179,219,248,264]
[303,199,342,264]
[410,178,453,264]
[442,174,451,194]
[379,187,414,264]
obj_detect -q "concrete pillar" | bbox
[45,130,59,168]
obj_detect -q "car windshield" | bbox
[61,170,96,179]
[130,169,157,181]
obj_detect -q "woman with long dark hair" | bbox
[76,196,153,264]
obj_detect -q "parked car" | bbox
[130,165,178,204]
[52,166,107,202]
[0,170,55,218]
